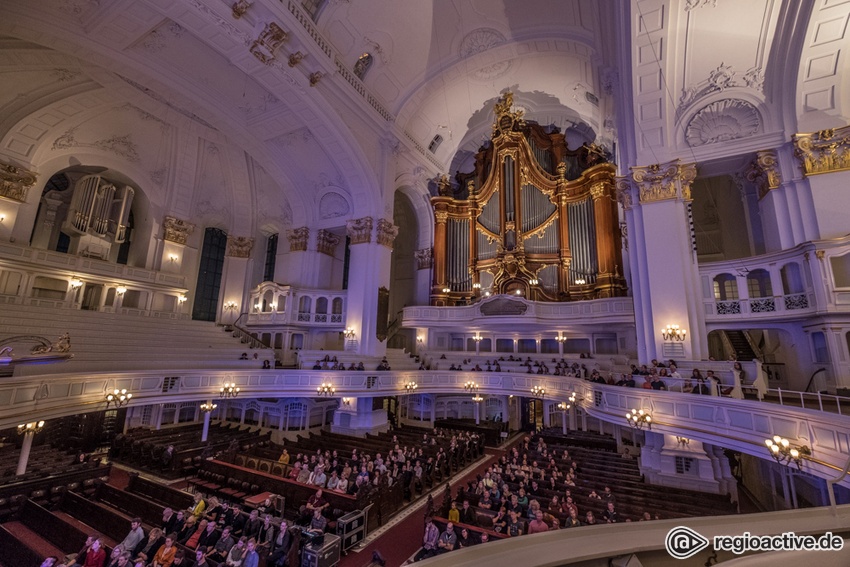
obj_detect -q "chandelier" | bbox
[17,421,45,435]
[317,383,336,396]
[530,385,546,399]
[106,388,132,408]
[625,408,652,430]
[765,436,810,470]
[220,382,241,398]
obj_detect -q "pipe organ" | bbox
[62,174,134,260]
[430,93,627,305]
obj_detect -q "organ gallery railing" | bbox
[430,93,627,306]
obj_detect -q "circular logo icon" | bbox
[666,526,710,560]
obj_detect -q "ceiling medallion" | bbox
[685,99,760,147]
[460,28,512,81]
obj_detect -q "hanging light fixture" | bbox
[625,408,652,430]
[106,388,132,408]
[220,382,241,398]
[765,436,810,470]
[17,421,45,435]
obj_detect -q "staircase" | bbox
[723,330,757,361]
[0,303,270,375]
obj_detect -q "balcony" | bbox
[246,281,346,327]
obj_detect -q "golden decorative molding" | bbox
[745,149,782,200]
[793,125,850,177]
[316,229,341,256]
[630,159,696,204]
[309,71,324,87]
[375,218,398,248]
[286,226,309,251]
[288,51,305,67]
[162,215,195,245]
[346,216,373,244]
[815,250,826,260]
[226,235,254,258]
[522,211,558,240]
[0,161,38,204]
[589,182,609,200]
[434,211,448,224]
[231,0,252,18]
[250,22,288,65]
[615,177,634,211]
[414,248,433,270]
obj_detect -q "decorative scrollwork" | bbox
[716,300,741,315]
[749,298,776,313]
[0,161,38,203]
[784,293,809,310]
[793,125,850,177]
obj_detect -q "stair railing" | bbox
[231,313,271,349]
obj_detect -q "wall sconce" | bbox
[342,397,352,406]
[568,392,583,404]
[0,214,5,222]
[765,436,810,470]
[625,408,652,430]
[178,295,187,303]
[220,382,240,398]
[416,336,424,343]
[575,279,586,285]
[531,385,546,399]
[676,436,690,446]
[317,382,336,396]
[270,302,277,310]
[17,421,45,435]
[254,303,261,311]
[662,325,686,341]
[405,381,418,392]
[116,286,127,295]
[169,254,179,262]
[223,301,238,311]
[69,278,83,289]
[200,402,218,413]
[344,327,356,339]
[106,388,132,408]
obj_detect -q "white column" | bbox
[558,339,564,358]
[562,409,568,435]
[16,431,34,475]
[201,400,212,442]
[474,400,480,425]
[154,405,163,430]
[475,339,480,356]
[123,407,133,434]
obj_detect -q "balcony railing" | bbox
[247,282,346,327]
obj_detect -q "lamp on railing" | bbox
[69,278,83,289]
[200,402,218,413]
[662,324,687,341]
[344,327,356,339]
[106,388,132,408]
[178,295,187,304]
[405,381,418,392]
[473,334,482,343]
[317,382,336,396]
[568,392,583,404]
[556,335,566,343]
[17,421,45,435]
[472,394,484,402]
[676,436,690,446]
[625,408,652,430]
[765,436,810,470]
[531,385,546,399]
[223,301,238,311]
[220,382,240,398]
[116,286,127,295]
[557,401,570,411]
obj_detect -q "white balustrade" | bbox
[247,281,346,327]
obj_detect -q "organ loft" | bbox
[430,94,627,306]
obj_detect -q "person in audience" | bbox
[240,353,249,360]
[308,508,328,535]
[203,497,223,524]
[242,509,262,541]
[241,540,259,567]
[196,520,220,551]
[650,374,667,390]
[693,377,712,395]
[413,517,440,562]
[564,508,582,528]
[194,550,209,567]
[435,522,457,554]
[188,493,206,520]
[41,558,59,567]
[457,527,475,548]
[177,516,198,543]
[308,464,327,487]
[262,360,271,369]
[257,497,276,517]
[288,461,302,481]
[527,511,549,534]
[640,511,652,521]
[296,462,311,484]
[134,528,164,562]
[585,511,598,525]
[161,508,179,535]
[104,546,124,567]
[81,539,106,567]
[67,535,96,567]
[206,526,235,561]
[256,515,275,554]
[267,520,291,566]
[152,534,178,567]
[459,500,477,525]
[335,472,349,493]
[224,537,247,566]
[446,501,460,523]
[601,502,621,523]
[506,510,523,536]
[177,519,208,549]
[160,445,174,471]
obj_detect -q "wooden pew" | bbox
[19,499,89,557]
[127,472,195,510]
[58,491,131,544]
[0,524,44,567]
[95,483,166,528]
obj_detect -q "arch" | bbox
[299,297,312,313]
[316,297,328,314]
[746,269,773,298]
[353,53,373,80]
[713,273,739,300]
[331,297,343,314]
[780,262,805,294]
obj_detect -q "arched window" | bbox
[354,53,373,80]
[316,297,328,314]
[332,297,343,314]
[299,296,312,313]
[193,228,227,321]
[746,269,773,298]
[780,263,804,294]
[428,135,443,153]
[713,273,738,300]
[263,234,278,282]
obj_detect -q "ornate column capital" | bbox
[614,177,634,211]
[226,236,254,258]
[375,218,398,248]
[346,217,373,244]
[434,211,449,224]
[793,125,850,177]
[414,248,433,270]
[0,161,38,204]
[316,229,341,256]
[286,226,309,251]
[162,215,196,245]
[745,149,782,200]
[629,159,697,203]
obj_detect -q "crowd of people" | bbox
[411,435,657,562]
[310,355,392,371]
